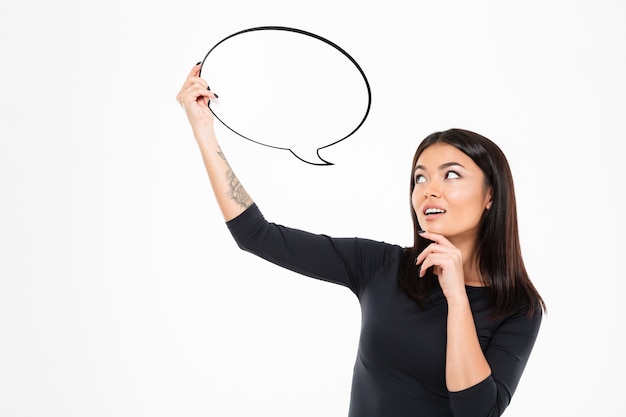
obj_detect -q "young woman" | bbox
[176,63,545,417]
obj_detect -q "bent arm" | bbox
[448,307,542,417]
[176,63,253,221]
[446,295,492,392]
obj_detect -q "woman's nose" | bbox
[424,182,441,198]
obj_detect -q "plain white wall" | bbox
[1,0,625,416]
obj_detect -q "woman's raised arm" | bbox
[176,63,253,221]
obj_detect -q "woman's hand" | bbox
[414,231,467,302]
[176,63,218,135]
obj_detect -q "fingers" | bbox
[414,232,449,264]
[414,233,460,277]
[188,62,202,78]
[181,74,209,95]
[417,230,450,246]
[415,245,439,276]
[177,63,218,107]
[417,254,445,278]
[178,63,210,97]
[178,83,207,106]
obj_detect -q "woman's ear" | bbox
[485,188,493,210]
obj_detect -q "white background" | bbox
[1,1,625,416]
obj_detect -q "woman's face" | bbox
[412,143,492,244]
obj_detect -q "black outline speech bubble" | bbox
[199,26,372,166]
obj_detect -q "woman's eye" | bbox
[415,175,426,184]
[445,171,460,179]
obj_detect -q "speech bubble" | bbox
[199,26,372,165]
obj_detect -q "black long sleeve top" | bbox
[226,204,541,417]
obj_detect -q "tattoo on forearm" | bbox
[217,149,252,209]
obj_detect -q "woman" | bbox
[177,63,545,417]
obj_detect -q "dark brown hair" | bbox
[399,128,545,319]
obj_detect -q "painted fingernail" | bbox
[206,86,218,98]
[196,61,202,65]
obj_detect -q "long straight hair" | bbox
[399,129,545,319]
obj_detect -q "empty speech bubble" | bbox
[199,26,372,165]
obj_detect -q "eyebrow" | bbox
[414,162,465,172]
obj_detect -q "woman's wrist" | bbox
[192,122,216,144]
[445,292,470,310]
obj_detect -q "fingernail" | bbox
[196,61,202,65]
[205,86,219,98]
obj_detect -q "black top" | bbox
[226,204,541,417]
